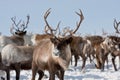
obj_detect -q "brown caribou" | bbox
[31,36,73,80]
[31,8,74,80]
[59,10,85,71]
[109,19,120,71]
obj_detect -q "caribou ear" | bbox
[23,31,27,34]
[66,37,73,44]
[15,32,18,35]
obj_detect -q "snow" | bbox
[1,56,120,80]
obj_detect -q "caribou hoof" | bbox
[1,77,5,80]
[101,68,104,72]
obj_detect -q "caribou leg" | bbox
[74,55,79,67]
[59,70,64,80]
[38,70,44,80]
[101,57,105,71]
[31,62,38,80]
[14,63,21,80]
[81,54,87,72]
[112,56,117,71]
[119,56,120,69]
[49,72,55,80]
[5,66,10,80]
[101,52,109,71]
[95,55,102,69]
[56,69,64,80]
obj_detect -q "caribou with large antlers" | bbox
[61,9,87,71]
[0,15,30,80]
[31,8,74,80]
[31,36,73,80]
[108,19,120,71]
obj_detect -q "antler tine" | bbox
[44,8,51,29]
[114,19,120,33]
[25,15,30,28]
[11,17,17,26]
[20,21,25,29]
[58,26,61,36]
[55,21,61,31]
[44,25,49,34]
[17,20,22,27]
[53,21,61,35]
[44,8,55,34]
[22,15,30,31]
[11,17,21,31]
[72,9,84,34]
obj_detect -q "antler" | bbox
[44,8,53,34]
[114,19,120,33]
[44,8,60,35]
[21,15,30,31]
[10,15,30,35]
[72,9,84,34]
[10,15,30,32]
[53,21,61,34]
[11,16,22,31]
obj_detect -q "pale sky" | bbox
[0,0,120,35]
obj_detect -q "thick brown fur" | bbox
[31,37,72,80]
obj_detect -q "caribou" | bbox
[0,15,30,80]
[86,35,113,71]
[30,8,74,80]
[0,15,30,51]
[1,44,34,80]
[59,9,85,70]
[108,19,120,71]
[31,36,73,80]
[109,36,120,71]
[58,9,93,72]
[0,8,61,80]
[61,10,94,72]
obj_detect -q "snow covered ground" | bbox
[2,56,120,80]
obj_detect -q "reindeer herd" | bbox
[0,8,120,80]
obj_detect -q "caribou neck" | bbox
[10,35,24,45]
[58,45,71,70]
